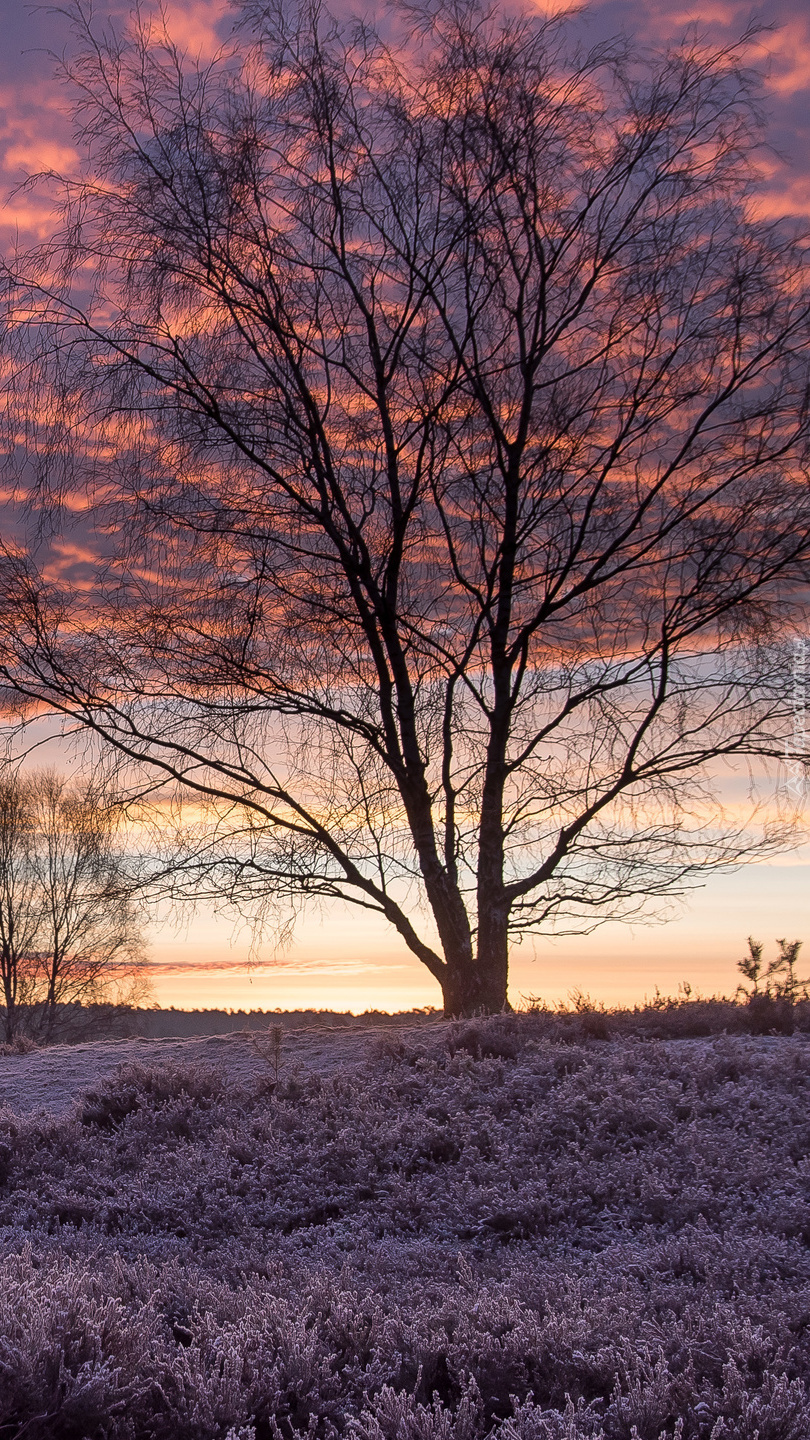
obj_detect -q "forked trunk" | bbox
[441,963,510,1018]
[441,905,511,1017]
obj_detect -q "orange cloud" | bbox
[144,958,408,975]
[531,0,582,16]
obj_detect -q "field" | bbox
[0,1016,808,1438]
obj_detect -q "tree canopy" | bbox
[0,0,809,1012]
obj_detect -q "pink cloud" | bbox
[149,0,233,60]
[663,2,742,26]
[3,142,78,176]
[754,175,810,220]
[761,18,810,95]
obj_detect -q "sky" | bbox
[0,0,807,1013]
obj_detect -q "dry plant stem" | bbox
[0,2,809,1012]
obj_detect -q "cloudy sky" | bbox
[0,0,807,1013]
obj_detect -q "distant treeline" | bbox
[0,1003,446,1046]
[125,1006,444,1039]
[3,991,810,1048]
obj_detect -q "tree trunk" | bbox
[0,948,16,1042]
[44,962,58,1042]
[440,960,510,1017]
[2,998,14,1043]
[441,904,511,1016]
[44,998,57,1043]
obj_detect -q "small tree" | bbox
[737,936,808,1004]
[0,777,41,1040]
[30,772,146,1039]
[1,1,809,1013]
[738,937,765,997]
[768,938,808,1003]
[0,770,145,1041]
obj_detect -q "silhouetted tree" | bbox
[31,771,146,1038]
[738,937,765,997]
[0,775,40,1040]
[1,0,809,1013]
[0,771,144,1040]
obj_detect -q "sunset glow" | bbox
[0,0,808,1013]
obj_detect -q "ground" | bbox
[0,1016,808,1438]
[0,1022,392,1114]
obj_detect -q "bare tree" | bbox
[0,777,41,1040]
[30,772,146,1039]
[0,0,809,1013]
[0,771,144,1040]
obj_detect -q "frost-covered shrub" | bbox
[0,1035,808,1436]
[79,1060,226,1129]
[0,1034,39,1056]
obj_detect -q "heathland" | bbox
[0,1011,808,1437]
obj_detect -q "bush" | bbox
[79,1061,226,1129]
[0,1035,39,1056]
